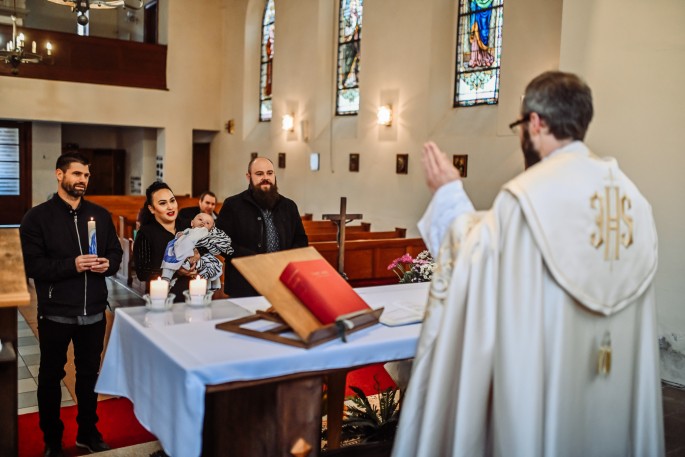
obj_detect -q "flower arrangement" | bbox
[387,250,435,283]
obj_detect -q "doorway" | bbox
[0,121,32,225]
[192,143,210,197]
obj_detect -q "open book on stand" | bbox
[216,247,382,348]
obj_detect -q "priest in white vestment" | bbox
[392,71,664,457]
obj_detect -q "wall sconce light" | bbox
[224,119,235,134]
[377,105,393,127]
[282,114,295,132]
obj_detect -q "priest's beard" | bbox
[521,127,542,169]
[61,179,87,198]
[250,180,280,210]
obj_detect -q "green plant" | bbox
[340,384,400,444]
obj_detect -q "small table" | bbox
[96,283,428,457]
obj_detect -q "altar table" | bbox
[96,282,428,457]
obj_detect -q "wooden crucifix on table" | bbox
[322,197,362,275]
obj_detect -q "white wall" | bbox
[559,0,685,385]
[213,0,562,235]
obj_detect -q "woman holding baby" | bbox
[133,181,192,302]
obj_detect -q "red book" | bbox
[279,259,371,324]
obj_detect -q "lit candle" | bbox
[189,276,207,305]
[87,218,97,255]
[46,42,52,56]
[32,41,36,53]
[150,278,169,306]
[17,33,24,48]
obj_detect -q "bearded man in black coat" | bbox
[216,157,308,297]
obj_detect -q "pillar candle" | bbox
[87,218,97,255]
[32,41,36,53]
[189,276,207,296]
[149,277,169,300]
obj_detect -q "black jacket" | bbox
[133,218,190,302]
[20,194,123,317]
[216,189,308,297]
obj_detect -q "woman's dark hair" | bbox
[140,181,173,226]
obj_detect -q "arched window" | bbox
[336,0,363,116]
[259,0,276,122]
[454,0,503,107]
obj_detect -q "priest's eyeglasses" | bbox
[509,113,531,134]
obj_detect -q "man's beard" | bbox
[249,180,280,209]
[521,127,541,169]
[61,180,86,198]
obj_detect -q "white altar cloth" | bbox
[96,282,428,457]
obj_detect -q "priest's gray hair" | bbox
[522,71,594,141]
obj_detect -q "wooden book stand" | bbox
[215,247,382,348]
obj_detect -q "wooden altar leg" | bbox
[0,307,18,457]
[325,371,347,449]
[203,376,323,457]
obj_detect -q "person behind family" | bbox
[178,191,219,225]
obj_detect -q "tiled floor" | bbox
[17,312,75,415]
[17,278,685,456]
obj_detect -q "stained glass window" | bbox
[259,0,276,122]
[454,0,504,107]
[336,0,363,115]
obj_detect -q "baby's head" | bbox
[191,213,215,230]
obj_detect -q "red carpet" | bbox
[18,398,156,457]
[345,364,396,397]
[18,366,394,456]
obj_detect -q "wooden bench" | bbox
[306,227,406,243]
[302,220,371,235]
[310,237,427,286]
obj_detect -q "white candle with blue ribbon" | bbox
[87,218,97,255]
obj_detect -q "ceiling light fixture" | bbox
[0,12,52,75]
[46,0,143,26]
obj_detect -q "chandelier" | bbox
[46,0,143,26]
[0,14,51,75]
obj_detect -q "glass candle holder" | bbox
[143,293,176,311]
[183,290,213,307]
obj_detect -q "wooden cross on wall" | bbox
[322,197,363,276]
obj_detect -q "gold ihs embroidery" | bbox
[590,185,634,260]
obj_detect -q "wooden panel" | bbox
[0,229,30,308]
[203,376,322,457]
[310,238,427,283]
[0,25,167,90]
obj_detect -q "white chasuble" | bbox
[393,143,664,457]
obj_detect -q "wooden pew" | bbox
[306,227,406,243]
[302,220,371,235]
[310,237,427,286]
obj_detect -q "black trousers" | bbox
[37,316,106,447]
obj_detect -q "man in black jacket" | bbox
[216,157,308,297]
[20,152,123,457]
